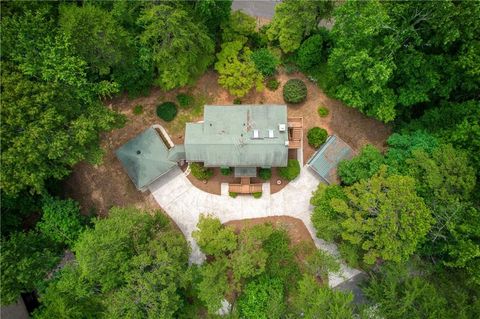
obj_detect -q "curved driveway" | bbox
[149,165,360,287]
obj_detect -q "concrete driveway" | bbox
[232,0,280,18]
[149,165,360,287]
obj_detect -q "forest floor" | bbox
[64,70,391,216]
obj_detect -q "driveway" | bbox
[232,0,280,18]
[149,165,361,287]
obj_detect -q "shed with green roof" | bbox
[116,127,178,191]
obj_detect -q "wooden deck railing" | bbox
[229,177,262,194]
[287,117,303,149]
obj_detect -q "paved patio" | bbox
[148,164,361,287]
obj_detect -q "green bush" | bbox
[190,163,213,181]
[252,192,262,199]
[279,159,301,181]
[307,127,328,148]
[133,104,143,115]
[266,78,280,91]
[283,79,307,103]
[156,102,178,122]
[176,93,193,108]
[317,106,329,117]
[251,48,279,77]
[220,167,232,176]
[259,168,272,181]
[229,192,238,198]
[233,98,242,105]
[296,34,325,72]
[338,242,361,269]
[238,275,285,319]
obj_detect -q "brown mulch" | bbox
[64,70,390,215]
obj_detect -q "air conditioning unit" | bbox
[284,140,289,146]
[253,129,259,139]
[278,124,286,132]
[268,129,274,138]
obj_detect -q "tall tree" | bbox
[267,0,334,53]
[138,4,214,90]
[192,214,237,257]
[333,167,433,264]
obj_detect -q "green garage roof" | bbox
[307,135,354,184]
[185,105,289,167]
[116,127,177,190]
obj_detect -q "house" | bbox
[116,105,303,192]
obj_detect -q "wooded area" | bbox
[1,0,478,318]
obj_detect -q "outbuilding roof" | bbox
[116,127,177,190]
[185,105,289,167]
[307,135,354,184]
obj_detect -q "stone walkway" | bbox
[148,165,361,287]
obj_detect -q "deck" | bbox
[287,117,303,149]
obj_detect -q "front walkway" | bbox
[148,165,361,287]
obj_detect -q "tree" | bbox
[193,0,232,38]
[328,1,480,122]
[221,10,256,43]
[310,184,347,242]
[296,32,329,72]
[1,231,60,305]
[192,214,237,256]
[291,274,354,319]
[105,240,190,319]
[334,167,433,264]
[196,258,229,314]
[59,4,129,81]
[338,144,384,185]
[251,48,279,77]
[362,263,449,319]
[237,275,285,319]
[37,197,85,247]
[33,265,104,319]
[73,207,173,292]
[214,40,263,97]
[138,4,214,90]
[267,0,334,53]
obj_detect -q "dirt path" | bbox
[64,70,390,215]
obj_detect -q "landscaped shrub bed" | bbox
[190,163,213,181]
[307,127,328,148]
[176,93,193,108]
[156,102,178,122]
[252,192,262,199]
[259,168,272,181]
[133,104,143,115]
[283,79,307,103]
[279,159,300,181]
[266,78,280,91]
[317,106,329,117]
[221,167,232,176]
[229,192,238,198]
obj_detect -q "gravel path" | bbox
[149,164,361,287]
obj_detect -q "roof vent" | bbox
[136,150,141,155]
[279,124,286,132]
[253,129,260,139]
[285,140,289,147]
[268,129,274,138]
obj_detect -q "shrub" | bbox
[156,102,178,122]
[258,168,272,181]
[317,106,329,117]
[176,93,193,108]
[190,163,213,181]
[283,79,307,103]
[233,98,242,105]
[279,159,300,181]
[338,242,361,269]
[296,34,325,72]
[307,127,328,148]
[238,275,285,319]
[133,104,143,115]
[220,167,232,176]
[252,192,262,199]
[266,78,280,91]
[251,48,279,77]
[229,192,238,198]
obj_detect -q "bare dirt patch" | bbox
[65,70,390,215]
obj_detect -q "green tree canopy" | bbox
[338,145,384,186]
[267,0,334,53]
[333,168,433,264]
[138,4,214,90]
[192,214,237,256]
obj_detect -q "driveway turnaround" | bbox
[149,166,361,287]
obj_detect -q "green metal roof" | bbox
[307,135,354,184]
[234,167,257,177]
[185,105,289,167]
[116,127,177,190]
[167,145,186,161]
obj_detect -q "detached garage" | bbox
[307,135,354,184]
